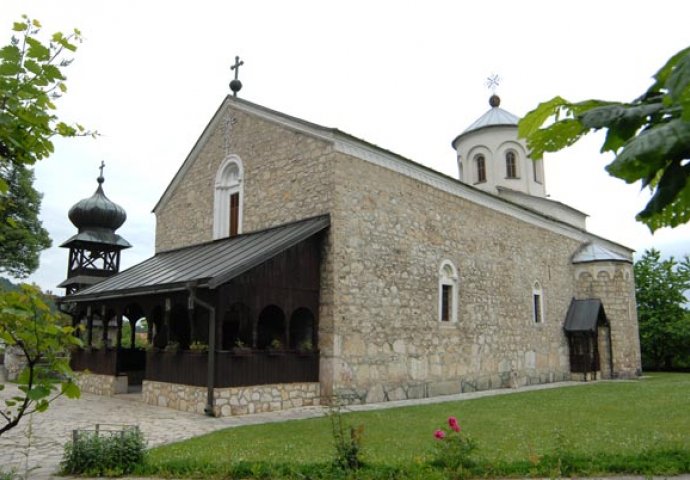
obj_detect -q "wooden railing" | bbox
[145,350,319,388]
[70,348,146,376]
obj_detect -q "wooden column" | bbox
[86,305,93,348]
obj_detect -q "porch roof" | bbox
[65,215,330,302]
[564,298,608,333]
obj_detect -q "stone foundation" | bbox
[75,372,128,396]
[335,370,571,404]
[142,380,321,416]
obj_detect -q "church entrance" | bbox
[564,298,612,380]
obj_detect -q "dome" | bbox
[68,174,127,232]
[454,95,520,143]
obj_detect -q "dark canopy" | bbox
[564,298,608,333]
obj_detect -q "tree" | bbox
[0,16,92,277]
[518,46,690,232]
[0,17,88,436]
[0,162,51,277]
[0,284,81,437]
[634,249,690,370]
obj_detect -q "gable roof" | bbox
[564,298,608,333]
[152,95,634,258]
[65,215,329,302]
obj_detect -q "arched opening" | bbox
[169,303,191,350]
[506,150,518,178]
[122,303,145,349]
[289,307,316,350]
[474,154,486,183]
[257,305,286,349]
[222,302,252,350]
[439,260,459,323]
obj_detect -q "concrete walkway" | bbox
[0,380,624,479]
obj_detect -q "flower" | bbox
[448,416,461,432]
[434,429,446,440]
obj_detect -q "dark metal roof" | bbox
[59,230,132,249]
[564,298,608,333]
[66,215,330,302]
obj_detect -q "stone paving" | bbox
[0,380,613,479]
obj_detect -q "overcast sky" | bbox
[4,0,690,293]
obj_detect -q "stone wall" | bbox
[327,153,583,403]
[574,261,641,377]
[75,372,128,396]
[3,346,26,381]
[155,103,335,252]
[142,380,320,416]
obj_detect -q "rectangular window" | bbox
[229,192,239,237]
[506,153,517,178]
[477,157,486,183]
[441,285,451,322]
[533,294,542,323]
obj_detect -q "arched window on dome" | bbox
[532,281,544,324]
[474,154,486,184]
[213,155,244,239]
[505,150,518,179]
[439,260,459,323]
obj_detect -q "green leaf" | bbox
[666,49,690,102]
[25,37,50,61]
[580,103,662,130]
[607,119,690,183]
[525,118,586,160]
[12,21,28,32]
[26,385,51,401]
[61,381,81,399]
[650,46,690,93]
[518,96,572,139]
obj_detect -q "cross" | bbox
[231,56,244,80]
[99,160,105,178]
[485,73,501,93]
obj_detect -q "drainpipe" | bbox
[187,284,217,417]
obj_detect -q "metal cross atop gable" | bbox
[230,56,244,97]
[98,161,105,182]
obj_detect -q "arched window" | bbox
[506,151,518,179]
[474,154,486,183]
[257,305,286,349]
[289,307,315,350]
[438,260,459,323]
[532,281,544,324]
[213,155,244,239]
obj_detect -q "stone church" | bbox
[59,86,641,416]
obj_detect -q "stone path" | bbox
[0,380,607,479]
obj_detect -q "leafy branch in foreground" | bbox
[519,46,690,232]
[0,284,82,437]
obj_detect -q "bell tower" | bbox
[58,163,131,295]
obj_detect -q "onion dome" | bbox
[68,173,127,232]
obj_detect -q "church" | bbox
[58,74,642,416]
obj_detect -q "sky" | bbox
[3,0,690,293]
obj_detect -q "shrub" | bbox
[327,400,364,470]
[60,425,147,477]
[431,416,477,478]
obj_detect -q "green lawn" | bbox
[141,373,690,478]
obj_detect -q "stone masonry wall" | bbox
[155,103,335,252]
[327,154,582,403]
[574,261,641,377]
[75,372,128,396]
[142,380,320,417]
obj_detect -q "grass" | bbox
[139,373,690,478]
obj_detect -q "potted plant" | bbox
[297,339,315,356]
[267,338,284,356]
[164,341,180,353]
[189,341,209,353]
[231,339,252,356]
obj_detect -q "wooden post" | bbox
[116,313,123,349]
[101,305,108,348]
[86,305,93,348]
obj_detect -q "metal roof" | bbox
[572,242,631,264]
[564,298,608,333]
[462,106,519,135]
[59,230,132,249]
[66,215,330,301]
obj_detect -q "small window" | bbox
[229,192,239,237]
[475,154,486,183]
[506,151,518,179]
[532,281,544,324]
[439,261,459,323]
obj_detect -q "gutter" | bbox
[186,283,217,417]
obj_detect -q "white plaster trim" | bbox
[213,154,244,239]
[438,260,458,324]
